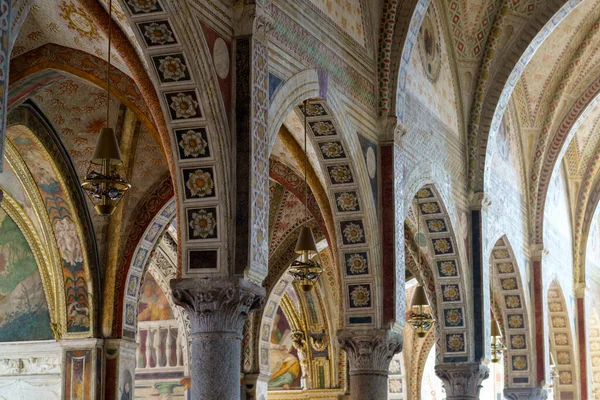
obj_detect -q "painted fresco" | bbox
[0,208,53,341]
[7,125,89,332]
[268,308,301,390]
[64,350,92,400]
[138,274,174,322]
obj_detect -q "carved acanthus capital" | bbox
[378,115,407,142]
[233,1,272,40]
[469,192,492,210]
[434,363,489,399]
[170,277,265,337]
[337,329,403,375]
[504,387,547,400]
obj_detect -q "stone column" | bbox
[434,363,489,400]
[504,387,547,399]
[337,329,403,400]
[170,277,265,400]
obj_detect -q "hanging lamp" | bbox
[81,0,130,216]
[407,205,434,337]
[549,352,558,388]
[288,99,323,291]
[490,317,505,363]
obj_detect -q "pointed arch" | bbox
[547,281,579,400]
[489,236,535,389]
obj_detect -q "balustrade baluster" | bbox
[153,326,162,367]
[166,325,173,367]
[145,327,153,368]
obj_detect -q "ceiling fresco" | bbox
[12,0,136,76]
[305,0,366,46]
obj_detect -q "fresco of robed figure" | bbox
[268,308,301,390]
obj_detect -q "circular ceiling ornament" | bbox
[417,8,442,83]
[366,147,376,179]
[59,1,100,41]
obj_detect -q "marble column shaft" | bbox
[171,277,265,400]
[434,363,489,400]
[338,329,403,400]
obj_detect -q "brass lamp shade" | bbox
[91,127,123,165]
[491,318,502,338]
[295,226,318,254]
[411,285,429,308]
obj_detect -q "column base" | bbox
[504,387,547,400]
[434,363,489,400]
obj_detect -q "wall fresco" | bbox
[268,307,301,390]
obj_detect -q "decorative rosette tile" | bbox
[497,262,515,274]
[416,188,434,198]
[340,220,366,245]
[175,128,210,159]
[153,53,190,83]
[559,371,573,384]
[335,191,360,212]
[327,165,353,184]
[419,201,440,214]
[446,333,465,352]
[126,275,139,297]
[556,351,571,365]
[300,102,327,117]
[345,252,369,275]
[443,308,464,327]
[137,20,177,47]
[554,333,568,346]
[319,141,346,159]
[183,168,215,199]
[493,249,510,259]
[504,295,522,309]
[432,237,453,255]
[126,0,163,14]
[426,218,447,232]
[441,284,461,302]
[500,278,517,290]
[348,284,371,308]
[507,314,524,329]
[308,120,336,136]
[512,355,528,371]
[165,91,202,120]
[187,208,218,239]
[510,334,526,350]
[549,301,563,312]
[436,260,458,277]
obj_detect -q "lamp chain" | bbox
[304,100,308,225]
[106,0,112,128]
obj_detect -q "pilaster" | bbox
[434,363,489,400]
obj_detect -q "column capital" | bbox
[337,329,403,375]
[468,191,491,210]
[170,277,265,337]
[504,387,547,400]
[434,363,489,399]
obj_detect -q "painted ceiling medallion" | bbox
[59,1,100,41]
[417,7,441,82]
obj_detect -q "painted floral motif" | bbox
[555,333,568,346]
[309,121,336,136]
[301,102,327,117]
[185,169,214,198]
[189,209,217,239]
[143,22,175,45]
[349,285,371,307]
[505,295,521,309]
[441,284,460,302]
[559,371,572,384]
[493,249,510,259]
[158,56,188,81]
[446,334,465,352]
[549,301,563,312]
[170,92,199,119]
[59,1,101,41]
[133,248,148,270]
[510,335,526,349]
[126,276,138,297]
[319,141,345,159]
[336,192,359,211]
[328,165,353,184]
[497,262,515,274]
[346,253,368,275]
[125,303,135,325]
[420,202,440,214]
[556,351,571,365]
[416,188,433,198]
[389,359,401,374]
[426,219,446,232]
[444,308,463,327]
[501,278,517,290]
[512,355,527,371]
[552,317,566,328]
[508,314,524,329]
[178,129,208,158]
[433,238,453,254]
[388,378,402,393]
[127,0,161,13]
[437,260,457,277]
[342,222,364,244]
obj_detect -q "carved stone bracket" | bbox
[504,387,547,400]
[469,191,492,210]
[434,363,489,400]
[337,329,403,376]
[170,277,265,338]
